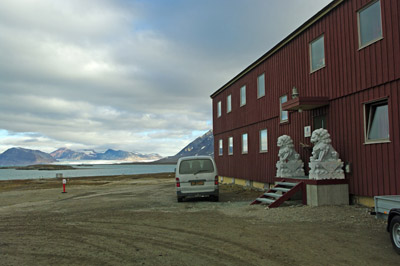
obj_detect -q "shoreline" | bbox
[0,164,76,171]
[0,161,177,169]
[0,163,176,181]
[0,172,175,193]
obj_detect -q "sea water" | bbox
[0,164,176,181]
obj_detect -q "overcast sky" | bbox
[0,0,332,156]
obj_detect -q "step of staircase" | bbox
[275,182,298,187]
[271,187,290,192]
[264,192,281,198]
[256,198,275,204]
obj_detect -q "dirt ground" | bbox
[0,173,398,265]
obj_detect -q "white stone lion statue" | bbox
[310,128,339,162]
[276,135,305,177]
[278,135,299,162]
[309,129,344,179]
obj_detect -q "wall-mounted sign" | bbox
[304,126,311,138]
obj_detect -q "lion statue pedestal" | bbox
[276,135,305,178]
[308,129,344,180]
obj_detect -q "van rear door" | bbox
[178,158,216,193]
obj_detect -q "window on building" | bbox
[240,85,246,106]
[217,101,221,117]
[257,73,265,98]
[358,0,382,48]
[260,129,268,152]
[364,99,389,143]
[310,35,325,72]
[228,137,233,155]
[227,94,232,113]
[218,139,223,156]
[242,133,248,154]
[280,95,288,123]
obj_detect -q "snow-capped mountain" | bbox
[50,148,162,162]
[174,130,213,158]
[156,130,214,163]
[0,147,57,166]
[50,148,97,160]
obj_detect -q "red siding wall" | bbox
[212,0,400,197]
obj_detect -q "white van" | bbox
[175,156,219,202]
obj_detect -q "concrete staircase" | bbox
[251,181,304,208]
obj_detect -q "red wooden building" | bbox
[210,0,400,204]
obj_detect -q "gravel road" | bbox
[0,173,398,265]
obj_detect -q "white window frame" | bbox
[228,136,233,155]
[257,73,265,98]
[357,0,383,49]
[240,85,246,107]
[217,101,221,118]
[259,129,268,153]
[242,133,248,154]
[363,98,390,144]
[310,35,325,73]
[227,94,232,113]
[280,95,289,123]
[218,139,223,156]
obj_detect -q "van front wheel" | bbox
[177,196,184,202]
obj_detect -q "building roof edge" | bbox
[210,0,344,99]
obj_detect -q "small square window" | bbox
[217,101,221,117]
[260,129,268,152]
[218,139,223,156]
[358,0,383,48]
[227,94,232,113]
[280,95,288,123]
[310,35,325,72]
[364,99,389,143]
[240,85,246,106]
[228,137,233,155]
[242,133,248,154]
[257,73,265,98]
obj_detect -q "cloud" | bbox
[0,0,331,156]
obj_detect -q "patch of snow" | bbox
[54,159,128,165]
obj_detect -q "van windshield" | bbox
[179,159,214,175]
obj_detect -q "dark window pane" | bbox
[228,137,233,154]
[359,1,382,47]
[260,129,268,152]
[311,36,325,71]
[242,133,248,153]
[240,86,246,106]
[280,95,288,122]
[257,74,265,98]
[368,104,389,140]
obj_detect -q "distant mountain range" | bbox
[0,148,162,166]
[0,130,214,166]
[156,129,214,163]
[0,148,57,166]
[50,148,161,162]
